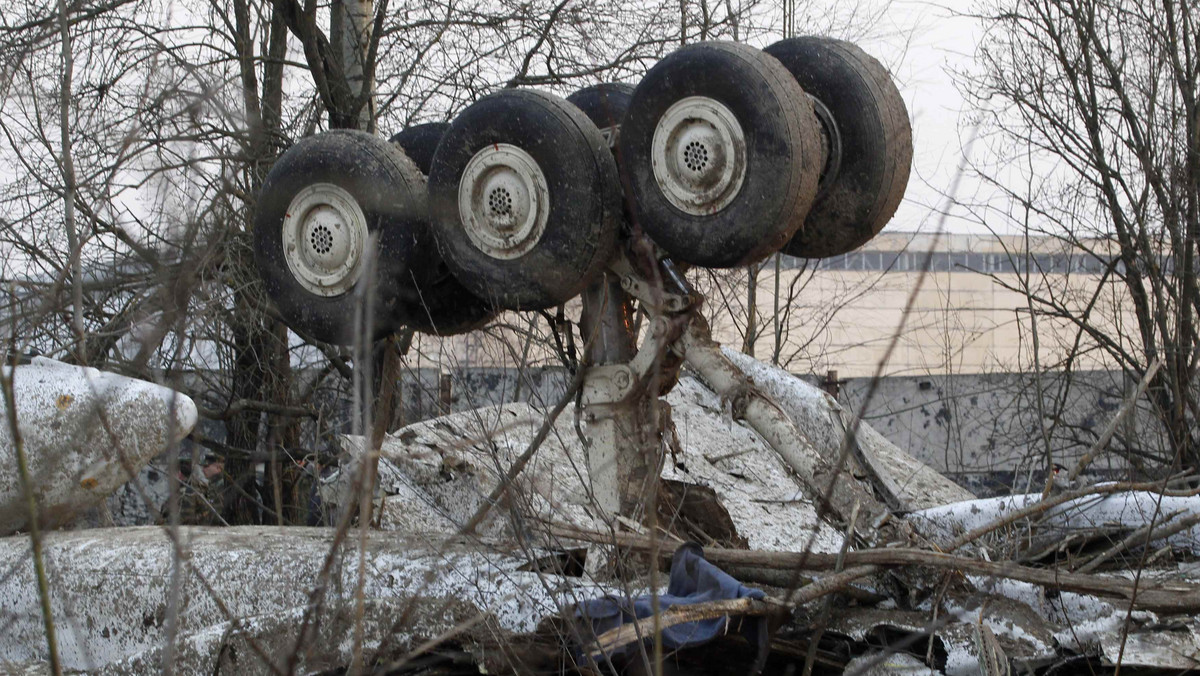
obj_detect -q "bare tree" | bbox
[958,0,1200,472]
[0,0,809,526]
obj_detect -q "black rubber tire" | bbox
[619,41,822,268]
[566,83,635,151]
[389,122,450,175]
[254,130,425,345]
[428,89,622,310]
[388,123,498,336]
[397,256,498,336]
[765,37,912,259]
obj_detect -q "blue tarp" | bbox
[575,542,769,671]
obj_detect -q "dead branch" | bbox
[584,563,881,658]
[196,398,318,420]
[554,526,1200,613]
[946,480,1200,552]
[719,548,1200,613]
[587,597,783,656]
[1075,510,1200,573]
[1068,358,1161,482]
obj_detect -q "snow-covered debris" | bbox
[844,651,941,675]
[826,601,1055,676]
[0,526,612,673]
[338,376,845,553]
[0,358,197,535]
[720,349,975,511]
[910,490,1200,554]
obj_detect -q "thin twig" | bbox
[1069,358,1162,482]
[458,362,588,534]
[377,613,489,672]
[2,356,61,674]
[1075,510,1200,573]
[803,501,859,676]
[554,526,1200,612]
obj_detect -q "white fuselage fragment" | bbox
[910,490,1200,555]
[0,357,197,535]
[0,526,608,673]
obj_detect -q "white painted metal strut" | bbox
[581,248,893,539]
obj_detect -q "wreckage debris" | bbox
[3,351,1199,674]
[575,542,770,669]
[323,362,1200,674]
[0,526,613,674]
[0,357,197,535]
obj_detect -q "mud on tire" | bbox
[765,37,912,259]
[428,89,622,310]
[618,41,823,268]
[254,130,425,345]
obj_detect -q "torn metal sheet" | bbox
[93,599,488,676]
[0,358,197,535]
[0,526,611,673]
[720,349,974,512]
[339,376,845,553]
[910,490,1200,554]
[844,651,942,675]
[828,600,1055,676]
[1042,591,1200,669]
[1098,621,1200,670]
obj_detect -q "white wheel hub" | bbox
[281,183,367,297]
[651,96,747,216]
[457,143,549,260]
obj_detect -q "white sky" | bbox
[853,1,1005,236]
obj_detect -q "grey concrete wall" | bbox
[834,370,1168,495]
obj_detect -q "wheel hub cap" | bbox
[282,183,367,297]
[458,143,549,260]
[651,96,747,216]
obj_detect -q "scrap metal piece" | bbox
[0,358,197,535]
[722,349,974,512]
[0,526,610,672]
[680,315,893,538]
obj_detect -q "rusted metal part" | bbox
[606,248,697,316]
[0,358,197,535]
[579,272,637,367]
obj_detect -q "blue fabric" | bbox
[576,542,768,669]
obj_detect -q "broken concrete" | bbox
[0,358,197,535]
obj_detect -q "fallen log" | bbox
[583,567,881,657]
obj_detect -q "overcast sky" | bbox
[852,1,1003,237]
